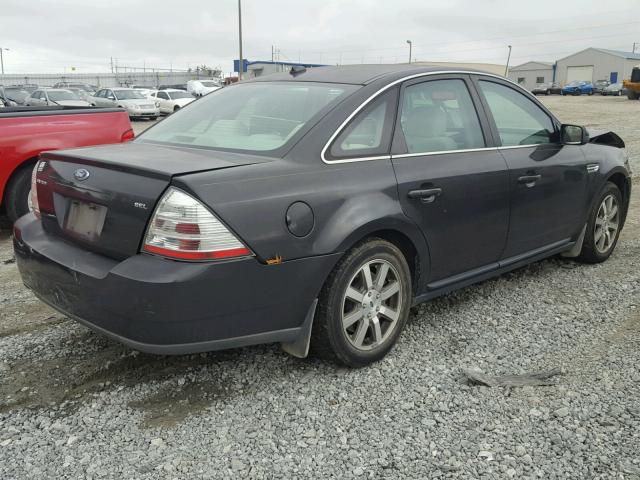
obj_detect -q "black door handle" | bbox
[407,188,442,203]
[517,174,541,186]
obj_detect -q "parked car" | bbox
[53,82,96,96]
[0,105,133,221]
[187,79,222,97]
[90,88,159,120]
[592,80,610,94]
[601,83,628,96]
[0,86,31,105]
[149,88,195,114]
[561,81,593,95]
[26,88,92,107]
[14,66,631,367]
[531,82,553,95]
[548,82,562,94]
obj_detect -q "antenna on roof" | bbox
[290,65,306,76]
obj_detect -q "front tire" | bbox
[311,239,412,367]
[576,182,623,264]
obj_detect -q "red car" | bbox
[0,106,133,221]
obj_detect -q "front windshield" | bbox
[567,81,581,86]
[4,88,29,102]
[200,81,221,87]
[48,90,80,101]
[169,91,193,99]
[114,89,146,100]
[139,82,357,153]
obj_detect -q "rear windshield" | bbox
[138,82,357,154]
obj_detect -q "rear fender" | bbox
[314,192,430,291]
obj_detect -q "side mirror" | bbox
[561,124,589,145]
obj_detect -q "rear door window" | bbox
[478,80,555,146]
[399,79,485,154]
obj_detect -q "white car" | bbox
[26,89,91,107]
[187,79,222,97]
[149,89,195,114]
[90,87,160,120]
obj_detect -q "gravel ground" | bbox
[0,95,639,479]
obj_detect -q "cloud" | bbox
[0,0,638,74]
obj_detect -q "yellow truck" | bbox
[623,65,640,99]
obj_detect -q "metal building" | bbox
[234,60,325,79]
[507,61,554,87]
[555,48,640,84]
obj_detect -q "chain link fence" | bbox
[0,70,220,88]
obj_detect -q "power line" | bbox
[277,19,640,61]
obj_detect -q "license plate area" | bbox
[64,200,108,241]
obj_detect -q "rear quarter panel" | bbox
[176,157,429,296]
[0,110,132,206]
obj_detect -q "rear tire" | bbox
[576,182,623,264]
[4,164,34,222]
[310,239,412,367]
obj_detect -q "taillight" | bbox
[142,187,251,261]
[29,162,41,219]
[121,128,135,142]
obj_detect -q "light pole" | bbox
[504,45,512,77]
[238,0,243,81]
[0,47,9,75]
[406,40,412,64]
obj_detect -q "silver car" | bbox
[90,87,159,120]
[25,88,92,107]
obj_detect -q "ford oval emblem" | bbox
[74,168,90,181]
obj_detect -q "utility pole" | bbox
[0,47,9,75]
[406,40,412,64]
[238,0,243,80]
[633,42,638,54]
[504,45,512,77]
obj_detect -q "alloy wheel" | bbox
[341,259,402,351]
[594,194,620,254]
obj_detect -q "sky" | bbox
[1,0,639,75]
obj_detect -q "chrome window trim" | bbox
[498,144,548,150]
[392,147,499,159]
[323,154,392,164]
[321,70,541,165]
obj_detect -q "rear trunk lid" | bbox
[35,142,270,259]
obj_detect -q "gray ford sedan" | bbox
[14,65,631,367]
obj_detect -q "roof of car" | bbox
[245,64,498,85]
[159,88,185,92]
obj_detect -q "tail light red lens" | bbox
[29,162,42,219]
[142,187,252,261]
[121,128,135,142]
